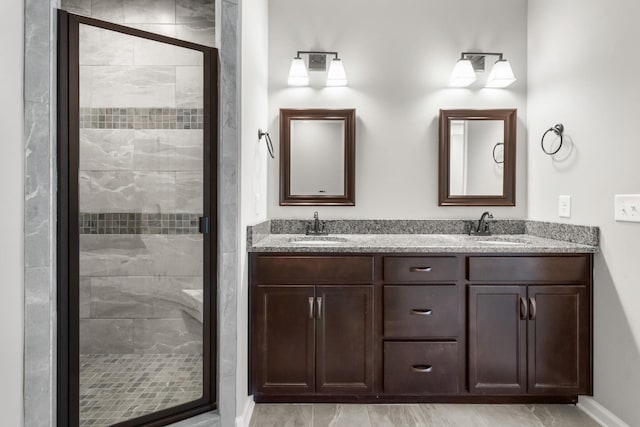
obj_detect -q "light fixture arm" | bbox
[460,51,504,61]
[295,50,340,60]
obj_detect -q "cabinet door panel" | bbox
[316,286,374,394]
[528,285,590,394]
[254,286,315,394]
[468,285,527,394]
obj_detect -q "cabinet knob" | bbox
[411,309,433,316]
[411,364,433,373]
[410,266,432,272]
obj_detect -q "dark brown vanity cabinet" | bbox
[251,256,374,397]
[467,256,592,396]
[250,252,593,402]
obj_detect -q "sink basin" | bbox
[290,236,349,245]
[476,240,525,246]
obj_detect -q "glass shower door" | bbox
[58,12,217,427]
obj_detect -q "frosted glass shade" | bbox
[449,59,476,87]
[326,58,347,86]
[486,59,516,88]
[288,57,309,86]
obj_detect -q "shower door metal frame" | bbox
[57,10,219,427]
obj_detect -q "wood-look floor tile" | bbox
[313,404,371,427]
[249,404,312,427]
[366,404,428,426]
[527,404,602,427]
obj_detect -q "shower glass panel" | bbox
[78,23,205,426]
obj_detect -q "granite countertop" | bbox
[249,233,598,254]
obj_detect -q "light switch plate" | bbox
[615,194,640,222]
[559,195,571,218]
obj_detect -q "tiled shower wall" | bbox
[61,1,215,355]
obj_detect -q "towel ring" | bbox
[258,128,275,159]
[492,142,504,164]
[541,124,564,155]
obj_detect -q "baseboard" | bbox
[578,397,630,427]
[234,396,255,427]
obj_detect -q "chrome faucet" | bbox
[470,211,494,236]
[306,211,328,236]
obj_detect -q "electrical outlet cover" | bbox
[615,194,640,223]
[559,195,571,218]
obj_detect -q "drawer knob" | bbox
[412,364,433,373]
[410,266,432,272]
[411,309,433,316]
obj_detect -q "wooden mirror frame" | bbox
[280,108,356,206]
[439,108,517,206]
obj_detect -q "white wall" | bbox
[238,0,269,422]
[528,0,640,425]
[0,0,24,424]
[268,0,528,220]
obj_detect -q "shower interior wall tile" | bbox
[79,66,92,106]
[90,66,177,108]
[79,25,134,65]
[80,277,91,318]
[88,276,201,319]
[60,0,91,16]
[175,23,216,47]
[91,0,125,23]
[176,172,204,212]
[80,318,134,354]
[133,317,203,354]
[176,0,215,25]
[176,66,204,108]
[80,129,135,170]
[132,129,204,171]
[123,0,176,24]
[80,234,203,277]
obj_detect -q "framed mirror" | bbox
[280,108,356,206]
[439,109,517,206]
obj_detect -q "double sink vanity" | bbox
[248,217,598,404]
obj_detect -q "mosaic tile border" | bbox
[79,108,204,130]
[80,213,202,234]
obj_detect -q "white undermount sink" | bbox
[290,236,349,245]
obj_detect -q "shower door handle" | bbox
[199,216,209,234]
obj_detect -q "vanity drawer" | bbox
[383,256,458,282]
[467,256,590,282]
[384,341,458,394]
[253,256,374,283]
[384,286,458,338]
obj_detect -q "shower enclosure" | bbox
[57,11,218,427]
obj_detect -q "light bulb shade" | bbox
[326,58,347,86]
[486,59,516,88]
[449,59,476,87]
[288,57,308,86]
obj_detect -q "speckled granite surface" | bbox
[525,221,599,246]
[249,233,597,254]
[247,219,599,253]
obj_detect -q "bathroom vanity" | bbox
[248,228,597,404]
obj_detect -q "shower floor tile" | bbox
[80,353,203,427]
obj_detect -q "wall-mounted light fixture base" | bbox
[308,54,327,71]
[468,55,486,72]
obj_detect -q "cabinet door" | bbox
[468,285,527,394]
[316,286,374,394]
[528,285,590,394]
[253,286,315,394]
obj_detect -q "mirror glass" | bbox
[449,119,504,196]
[280,109,356,206]
[290,120,345,195]
[439,109,516,206]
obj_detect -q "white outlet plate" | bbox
[615,194,640,222]
[559,195,571,218]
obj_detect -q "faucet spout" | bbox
[471,211,494,236]
[306,211,328,236]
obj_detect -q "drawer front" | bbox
[383,257,458,282]
[468,256,590,282]
[253,256,374,283]
[384,286,458,338]
[384,341,458,394]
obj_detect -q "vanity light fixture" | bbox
[287,51,348,87]
[449,52,516,88]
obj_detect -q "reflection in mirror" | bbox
[290,120,345,195]
[280,109,356,206]
[449,119,504,196]
[439,109,516,206]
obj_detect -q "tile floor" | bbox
[80,354,203,426]
[249,403,601,427]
